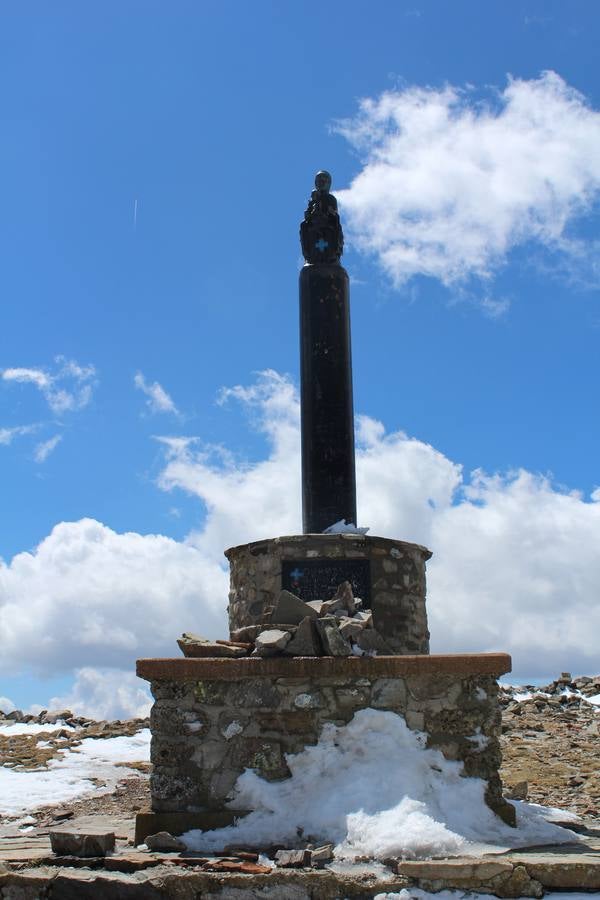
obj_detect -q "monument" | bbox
[135,173,515,844]
[299,170,356,534]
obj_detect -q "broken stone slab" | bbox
[305,600,324,615]
[283,617,323,657]
[315,617,352,656]
[230,624,263,643]
[49,831,115,857]
[353,610,373,627]
[203,859,272,874]
[333,580,356,614]
[270,590,318,626]
[321,580,355,616]
[144,831,186,852]
[337,617,365,641]
[308,844,334,867]
[254,629,292,656]
[274,848,311,867]
[216,639,252,650]
[354,628,393,654]
[177,634,248,658]
[332,608,349,619]
[51,809,74,822]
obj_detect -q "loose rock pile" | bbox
[178,582,393,659]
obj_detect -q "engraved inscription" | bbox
[281,559,371,607]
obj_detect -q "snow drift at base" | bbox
[184,709,578,860]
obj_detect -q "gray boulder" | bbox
[316,617,352,656]
[254,629,292,656]
[270,590,318,626]
[355,629,392,654]
[145,831,187,852]
[284,617,323,656]
[177,634,248,658]
[338,617,365,641]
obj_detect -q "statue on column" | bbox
[300,170,344,265]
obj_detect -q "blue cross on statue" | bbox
[315,238,328,252]
[290,567,304,580]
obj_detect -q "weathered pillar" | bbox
[299,171,357,534]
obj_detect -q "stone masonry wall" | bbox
[147,663,514,826]
[225,534,432,655]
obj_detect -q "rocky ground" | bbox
[1,673,599,827]
[499,673,600,820]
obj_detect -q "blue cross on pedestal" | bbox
[315,238,328,252]
[290,567,304,580]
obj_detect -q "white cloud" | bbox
[1,371,599,700]
[0,424,38,446]
[1,368,50,390]
[1,356,96,415]
[0,696,16,714]
[34,435,62,463]
[336,71,600,292]
[49,668,151,720]
[134,372,179,415]
[0,519,228,676]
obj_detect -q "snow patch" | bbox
[222,721,244,740]
[323,519,370,535]
[183,709,577,860]
[466,728,489,751]
[0,721,75,736]
[0,729,150,816]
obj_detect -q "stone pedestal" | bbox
[136,653,515,841]
[225,534,432,655]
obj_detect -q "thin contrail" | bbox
[133,198,138,230]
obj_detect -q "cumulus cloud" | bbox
[134,372,179,415]
[49,668,151,720]
[1,356,96,414]
[33,435,62,463]
[0,519,228,678]
[1,370,599,717]
[336,71,600,291]
[0,696,16,714]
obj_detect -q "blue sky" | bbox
[1,2,600,715]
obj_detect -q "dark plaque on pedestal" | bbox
[281,559,371,607]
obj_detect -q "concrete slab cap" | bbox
[136,652,512,682]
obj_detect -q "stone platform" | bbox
[2,819,600,898]
[136,653,514,839]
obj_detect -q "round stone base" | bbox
[225,533,432,655]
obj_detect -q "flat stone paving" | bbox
[1,814,599,898]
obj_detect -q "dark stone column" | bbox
[300,262,357,533]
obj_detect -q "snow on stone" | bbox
[184,709,577,860]
[221,721,243,740]
[0,729,150,816]
[323,519,370,535]
[466,728,489,751]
